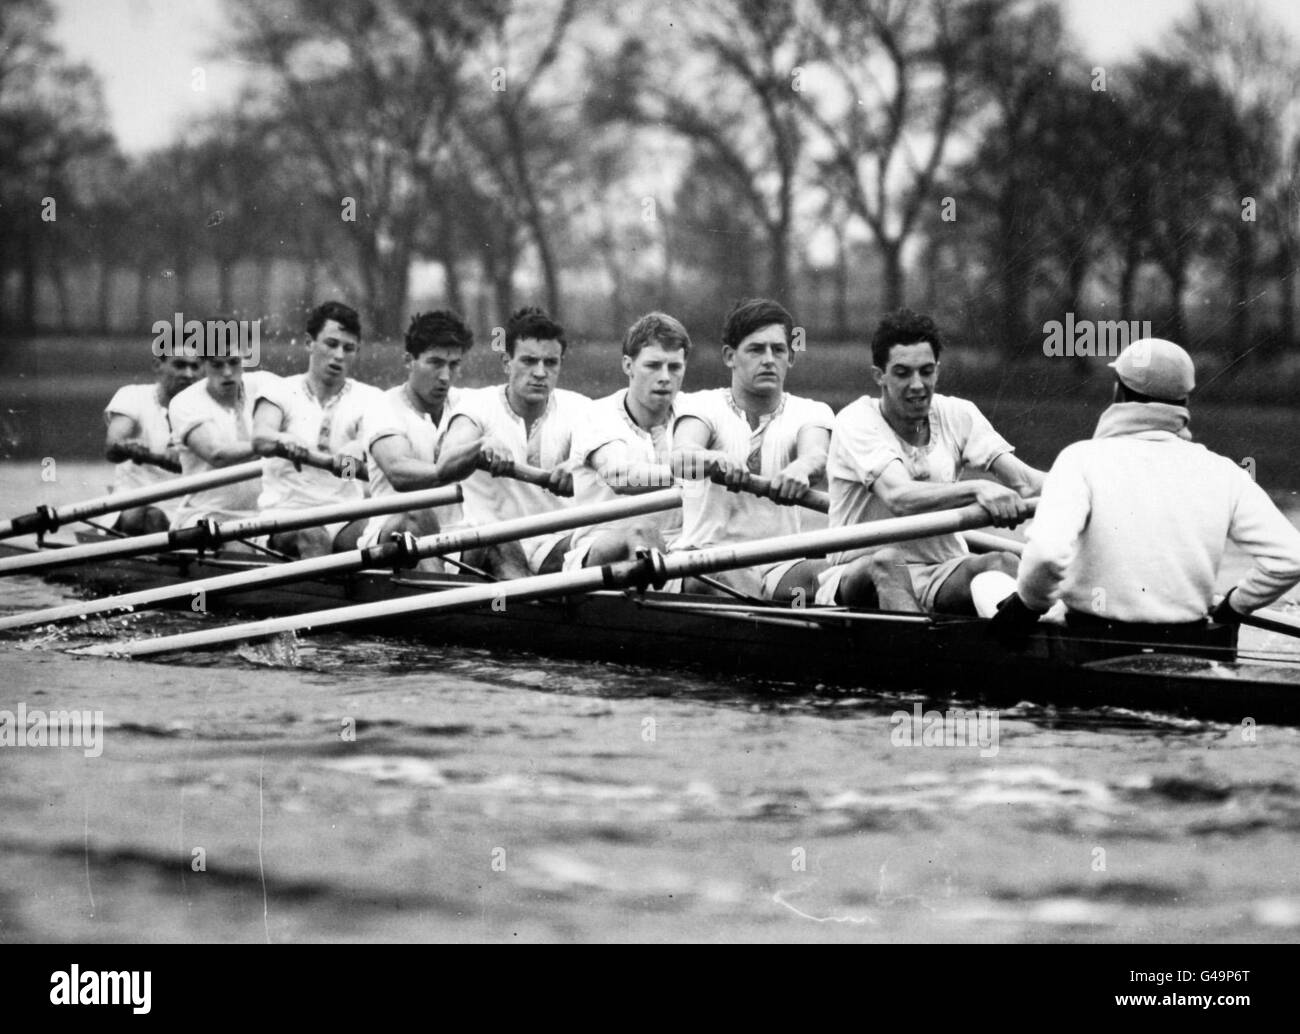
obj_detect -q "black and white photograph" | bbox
[1,0,1298,974]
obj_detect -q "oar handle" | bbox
[1238,606,1300,639]
[290,448,370,482]
[709,470,830,514]
[474,455,559,490]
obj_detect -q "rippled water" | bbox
[3,463,1300,943]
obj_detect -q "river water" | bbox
[2,463,1299,943]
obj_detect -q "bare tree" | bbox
[798,0,1005,310]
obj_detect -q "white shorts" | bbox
[677,558,807,600]
[522,530,573,574]
[815,554,969,610]
[258,510,351,549]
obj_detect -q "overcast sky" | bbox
[50,0,1300,155]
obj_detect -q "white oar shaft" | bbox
[0,485,465,576]
[404,488,681,561]
[15,489,681,635]
[83,499,1018,658]
[0,460,264,539]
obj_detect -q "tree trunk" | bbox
[217,259,234,314]
[879,238,905,311]
[256,256,273,316]
[1165,262,1187,347]
[98,257,113,332]
[52,259,73,332]
[301,255,319,313]
[19,226,38,332]
[1279,236,1295,350]
[833,225,849,339]
[136,265,152,330]
[1229,224,1253,362]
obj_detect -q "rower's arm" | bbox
[872,460,1028,527]
[590,440,673,495]
[251,399,310,462]
[367,423,480,492]
[105,413,179,471]
[670,415,737,482]
[990,452,1045,498]
[771,426,830,503]
[181,422,259,468]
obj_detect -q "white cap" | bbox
[1108,338,1195,402]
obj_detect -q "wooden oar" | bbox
[1238,606,1300,640]
[5,488,682,634]
[292,447,369,481]
[963,530,1025,556]
[80,501,1004,658]
[0,460,264,541]
[0,485,464,577]
[709,470,829,513]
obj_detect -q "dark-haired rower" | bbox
[356,310,475,555]
[439,306,590,578]
[670,298,834,601]
[252,301,383,557]
[816,308,1043,613]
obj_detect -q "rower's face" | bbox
[874,341,939,421]
[155,354,201,400]
[504,337,563,404]
[724,323,790,396]
[407,345,465,409]
[306,319,360,384]
[205,355,243,399]
[624,342,686,415]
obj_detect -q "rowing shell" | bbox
[2,539,1298,725]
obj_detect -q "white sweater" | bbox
[1018,403,1300,622]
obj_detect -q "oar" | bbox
[5,488,682,634]
[292,447,369,481]
[0,460,265,541]
[0,485,464,577]
[709,470,829,513]
[963,530,1025,556]
[1238,606,1300,640]
[80,501,1004,658]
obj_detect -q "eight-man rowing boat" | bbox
[3,536,1299,725]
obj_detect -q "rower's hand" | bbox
[708,453,748,490]
[770,461,812,505]
[275,437,311,469]
[479,438,515,477]
[973,481,1029,528]
[546,465,574,498]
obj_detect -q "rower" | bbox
[357,311,474,559]
[670,297,834,600]
[103,342,201,533]
[991,338,1300,642]
[168,325,274,530]
[251,301,382,558]
[563,313,689,569]
[438,306,589,578]
[816,308,1043,613]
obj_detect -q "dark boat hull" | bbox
[6,542,1300,724]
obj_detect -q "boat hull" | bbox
[4,542,1299,724]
